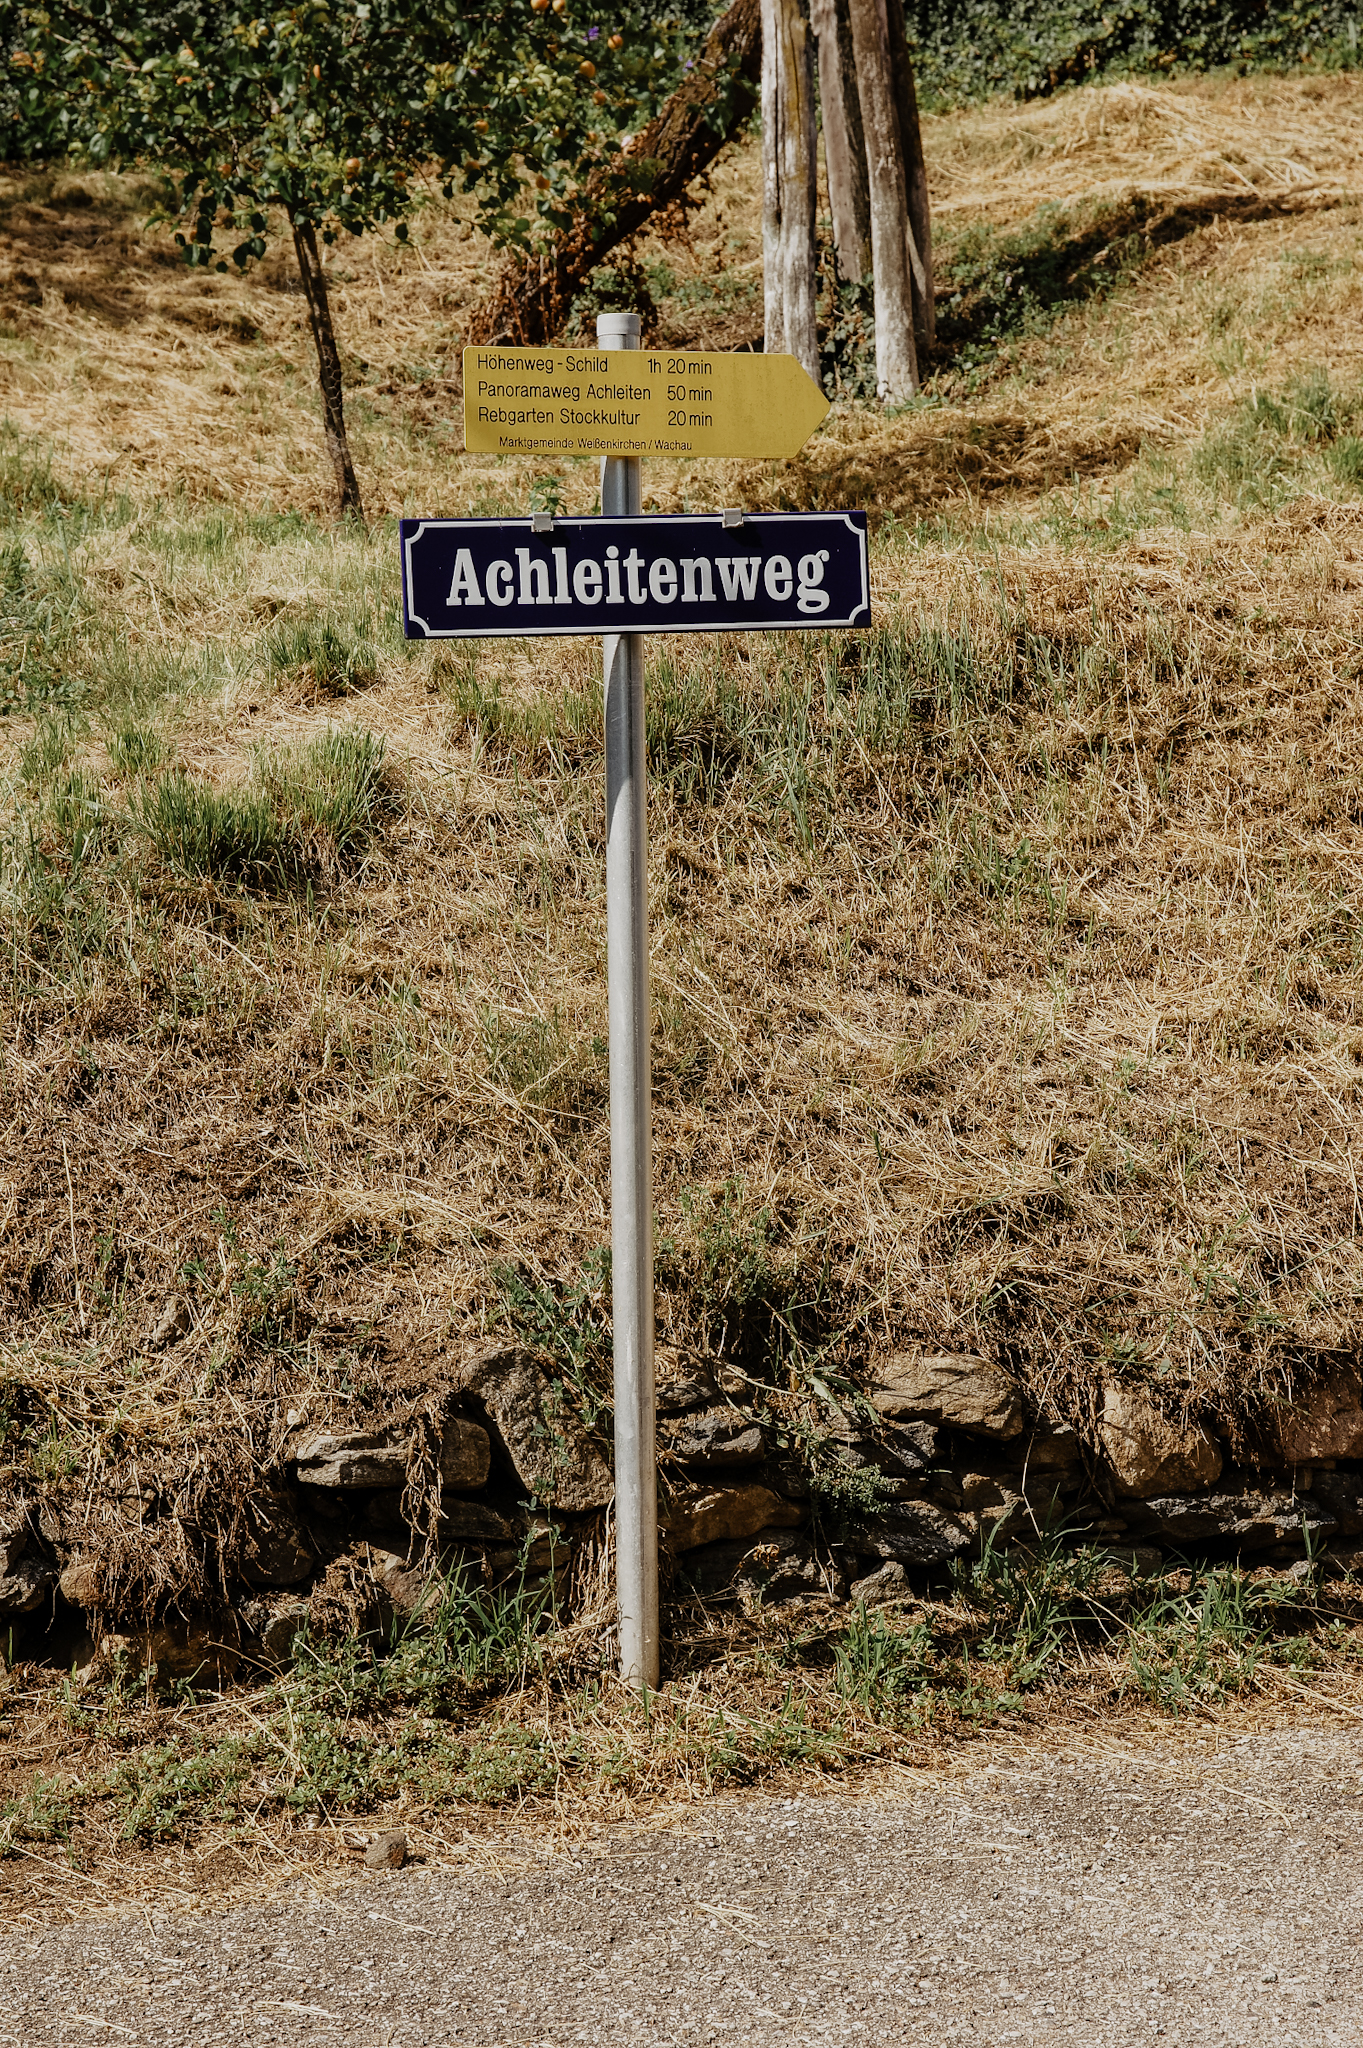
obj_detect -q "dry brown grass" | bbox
[3,514,1362,1665]
[928,71,1363,217]
[2,64,1363,1906]
[1,71,1361,519]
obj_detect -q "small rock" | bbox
[662,1482,803,1553]
[439,1416,491,1492]
[436,1498,515,1545]
[240,1493,315,1587]
[737,1533,843,1605]
[0,1530,55,1618]
[959,1472,1010,1509]
[295,1428,409,1490]
[362,1489,410,1541]
[1266,1368,1363,1464]
[849,1560,910,1606]
[893,1421,942,1462]
[146,1296,191,1353]
[673,1410,767,1471]
[1015,1423,1082,1472]
[517,1517,568,1573]
[852,1498,973,1566]
[486,1542,571,1595]
[58,1555,103,1609]
[460,1343,613,1513]
[969,1487,1031,1545]
[307,1550,393,1641]
[364,1831,408,1870]
[89,1614,241,1688]
[1099,1384,1222,1499]
[870,1352,1022,1439]
[1110,1544,1164,1578]
[367,1548,443,1622]
[683,1530,841,1603]
[757,1454,812,1501]
[249,1595,310,1664]
[830,1423,934,1490]
[656,1368,717,1416]
[1133,1490,1338,1552]
[0,1531,55,1622]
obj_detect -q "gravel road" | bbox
[2,1725,1360,2047]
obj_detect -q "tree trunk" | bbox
[467,0,761,348]
[884,0,934,351]
[761,0,819,377]
[811,0,870,285]
[290,213,363,521]
[845,0,917,398]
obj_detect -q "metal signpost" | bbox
[403,314,869,1690]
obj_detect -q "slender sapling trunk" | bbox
[845,0,917,398]
[811,0,870,285]
[885,0,934,352]
[760,0,819,379]
[290,213,363,521]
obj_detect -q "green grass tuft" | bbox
[265,615,380,698]
[135,772,291,889]
[133,730,390,890]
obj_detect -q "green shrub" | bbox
[905,0,1363,111]
[106,721,166,778]
[262,727,390,868]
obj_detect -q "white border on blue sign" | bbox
[401,512,870,638]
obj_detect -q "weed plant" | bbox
[0,1539,1350,1866]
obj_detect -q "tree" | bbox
[468,0,761,349]
[810,0,869,286]
[802,0,934,398]
[47,0,697,515]
[2,4,67,160]
[844,0,916,397]
[885,0,933,351]
[760,0,817,377]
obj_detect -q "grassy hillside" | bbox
[1,68,1362,1905]
[5,71,1363,1446]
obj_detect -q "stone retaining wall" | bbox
[2,1343,1360,1683]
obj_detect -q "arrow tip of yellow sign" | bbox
[766,352,831,444]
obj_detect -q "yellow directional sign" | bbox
[461,346,829,460]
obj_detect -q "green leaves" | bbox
[18,0,713,264]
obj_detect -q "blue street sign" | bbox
[399,510,869,639]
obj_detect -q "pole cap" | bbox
[596,311,641,342]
